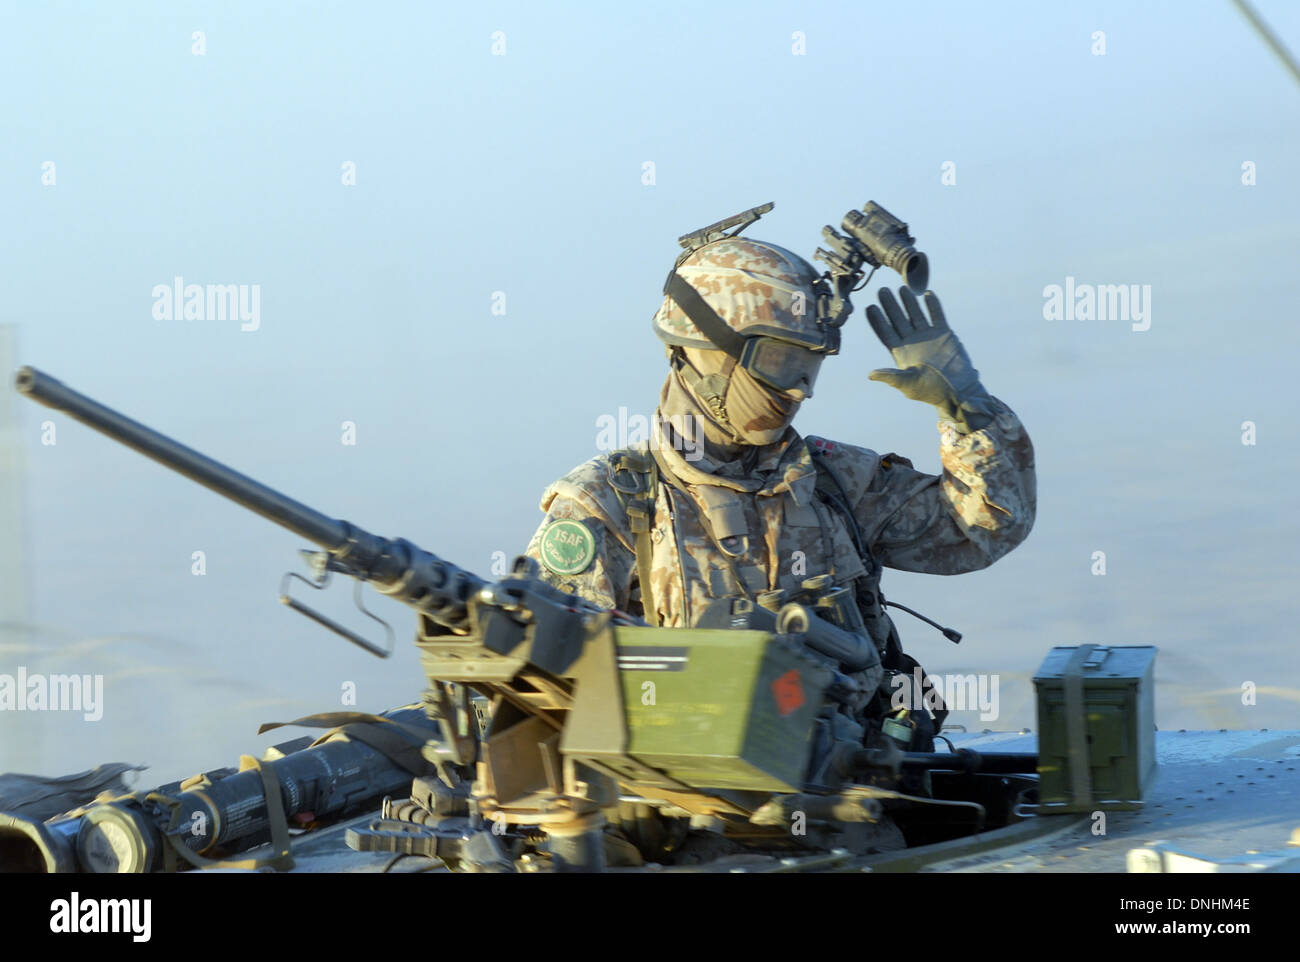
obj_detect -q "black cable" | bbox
[882,599,962,644]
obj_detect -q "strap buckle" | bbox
[609,451,649,495]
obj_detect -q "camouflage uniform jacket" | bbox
[524,397,1035,632]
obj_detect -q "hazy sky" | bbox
[2,1,1298,781]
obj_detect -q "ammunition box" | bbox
[605,627,831,792]
[1033,645,1157,811]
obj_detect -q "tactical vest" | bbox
[606,442,945,741]
[605,444,896,653]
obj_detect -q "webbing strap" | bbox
[153,756,295,872]
[631,465,660,629]
[664,271,747,358]
[329,723,431,775]
[612,450,660,626]
[1063,645,1096,808]
[258,712,436,776]
[250,756,294,868]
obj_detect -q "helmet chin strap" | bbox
[669,349,748,445]
[669,349,803,452]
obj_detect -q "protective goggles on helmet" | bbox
[662,269,837,396]
[739,336,824,396]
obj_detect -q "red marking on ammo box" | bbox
[772,669,805,716]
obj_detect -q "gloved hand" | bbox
[865,288,994,434]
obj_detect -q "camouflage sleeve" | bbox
[522,465,637,613]
[855,397,1036,575]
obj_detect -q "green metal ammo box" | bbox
[608,626,832,792]
[1033,644,1157,812]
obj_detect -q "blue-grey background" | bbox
[2,0,1297,782]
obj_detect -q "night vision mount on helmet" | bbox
[653,200,931,403]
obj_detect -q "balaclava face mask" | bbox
[655,355,807,565]
[665,347,808,452]
[723,364,802,446]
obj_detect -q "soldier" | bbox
[524,227,1035,739]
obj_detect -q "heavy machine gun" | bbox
[11,368,1040,872]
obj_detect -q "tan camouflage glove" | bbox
[865,288,994,434]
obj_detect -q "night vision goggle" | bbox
[664,200,928,397]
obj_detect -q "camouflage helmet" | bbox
[652,237,829,351]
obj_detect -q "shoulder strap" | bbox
[609,449,659,626]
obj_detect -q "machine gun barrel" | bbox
[16,367,348,548]
[14,367,487,630]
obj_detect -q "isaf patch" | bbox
[537,519,596,576]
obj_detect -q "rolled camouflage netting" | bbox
[0,763,145,821]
